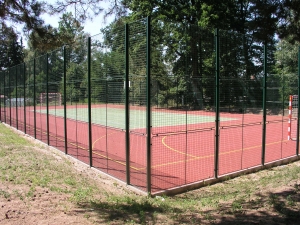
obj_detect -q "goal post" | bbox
[288,95,298,140]
[40,93,62,106]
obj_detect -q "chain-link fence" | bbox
[0,17,299,195]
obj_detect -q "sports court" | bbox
[1,101,297,193]
[0,17,299,194]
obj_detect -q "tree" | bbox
[122,0,239,109]
[0,0,61,50]
[47,0,127,22]
[0,25,24,70]
[0,24,24,100]
[273,39,299,100]
[64,62,85,103]
[278,0,300,43]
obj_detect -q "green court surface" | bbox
[39,107,235,129]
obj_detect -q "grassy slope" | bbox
[0,123,299,224]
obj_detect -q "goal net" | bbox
[288,95,298,140]
[40,93,62,106]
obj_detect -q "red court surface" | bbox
[1,106,298,193]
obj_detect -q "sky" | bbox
[18,1,114,47]
[41,8,114,36]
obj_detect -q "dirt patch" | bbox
[0,124,300,224]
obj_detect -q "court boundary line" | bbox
[4,115,294,172]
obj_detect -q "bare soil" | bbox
[0,126,300,224]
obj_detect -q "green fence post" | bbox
[46,53,50,145]
[63,46,68,154]
[15,66,18,129]
[125,23,130,184]
[5,70,8,124]
[146,16,152,193]
[9,69,11,126]
[262,43,267,165]
[0,72,2,122]
[3,71,6,123]
[8,69,11,125]
[0,72,3,122]
[214,28,220,179]
[1,72,3,122]
[23,63,26,134]
[0,71,5,122]
[88,37,93,167]
[297,46,300,156]
[34,58,36,139]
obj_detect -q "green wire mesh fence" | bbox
[0,17,299,195]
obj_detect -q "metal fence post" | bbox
[0,71,4,122]
[125,23,130,184]
[0,72,1,122]
[15,66,18,129]
[23,63,26,134]
[3,71,6,123]
[46,53,50,145]
[34,58,37,139]
[214,28,220,179]
[0,72,2,122]
[146,16,152,193]
[8,69,11,125]
[297,46,300,156]
[88,37,93,167]
[1,72,3,122]
[63,46,68,154]
[262,43,267,165]
[9,69,11,126]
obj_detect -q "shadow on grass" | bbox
[73,184,300,224]
[74,196,179,224]
[213,183,300,225]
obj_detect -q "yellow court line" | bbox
[17,120,143,171]
[92,132,141,170]
[162,136,199,159]
[8,118,292,171]
[150,138,290,169]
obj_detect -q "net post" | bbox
[23,63,26,134]
[288,95,292,140]
[88,37,93,167]
[46,53,50,145]
[125,23,130,185]
[146,16,152,194]
[214,28,220,179]
[15,66,18,129]
[297,46,300,155]
[63,46,68,155]
[33,58,36,139]
[261,43,267,165]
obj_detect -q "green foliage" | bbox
[277,1,300,43]
[0,25,24,71]
[64,63,86,104]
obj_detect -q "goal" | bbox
[40,93,62,106]
[288,95,298,140]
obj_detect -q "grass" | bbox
[0,122,299,224]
